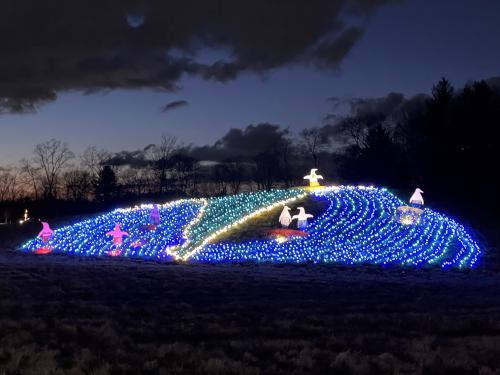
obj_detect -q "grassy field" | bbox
[2,248,500,375]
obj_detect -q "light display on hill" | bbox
[21,186,481,268]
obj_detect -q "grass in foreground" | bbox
[1,250,500,374]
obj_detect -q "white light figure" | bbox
[38,222,54,244]
[278,206,292,228]
[150,204,161,226]
[292,207,313,230]
[106,224,129,247]
[24,209,29,222]
[303,168,323,187]
[409,188,424,207]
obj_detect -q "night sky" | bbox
[1,0,499,163]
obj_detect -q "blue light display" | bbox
[21,186,481,268]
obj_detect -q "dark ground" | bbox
[2,248,500,375]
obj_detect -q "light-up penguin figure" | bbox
[278,206,292,228]
[150,204,161,227]
[106,224,129,256]
[396,188,425,225]
[303,168,323,187]
[34,222,54,254]
[409,188,424,208]
[292,207,313,230]
[38,222,54,244]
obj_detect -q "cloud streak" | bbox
[161,100,189,112]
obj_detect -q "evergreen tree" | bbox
[94,166,117,201]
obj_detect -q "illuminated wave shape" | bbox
[21,187,481,268]
[192,187,481,268]
[21,200,203,258]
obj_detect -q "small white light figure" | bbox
[38,222,54,244]
[409,188,424,208]
[24,209,29,222]
[106,224,129,247]
[278,206,292,228]
[303,168,323,187]
[150,204,161,226]
[292,207,313,230]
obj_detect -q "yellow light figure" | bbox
[303,168,323,188]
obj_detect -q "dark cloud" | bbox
[325,92,428,122]
[349,92,406,117]
[321,92,429,144]
[190,123,289,161]
[0,0,401,113]
[105,145,155,169]
[161,100,189,112]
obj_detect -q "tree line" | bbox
[1,77,499,242]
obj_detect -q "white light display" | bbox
[303,168,323,187]
[410,188,424,206]
[279,206,292,227]
[291,207,313,229]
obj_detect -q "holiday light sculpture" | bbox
[395,188,425,225]
[38,222,54,243]
[292,207,313,229]
[395,206,423,225]
[106,224,129,256]
[34,222,54,254]
[150,204,160,225]
[267,228,309,244]
[303,168,323,187]
[21,186,481,268]
[149,203,161,230]
[191,187,480,268]
[19,209,30,224]
[278,206,292,227]
[410,188,424,207]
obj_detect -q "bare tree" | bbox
[20,158,41,199]
[169,154,197,195]
[119,167,153,196]
[0,166,20,201]
[224,161,246,194]
[151,134,179,193]
[32,139,74,199]
[299,127,329,167]
[212,164,228,195]
[63,169,93,200]
[80,146,110,177]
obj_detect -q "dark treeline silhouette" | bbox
[335,79,499,214]
[1,78,499,246]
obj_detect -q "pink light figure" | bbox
[150,204,161,226]
[106,224,129,246]
[38,222,54,244]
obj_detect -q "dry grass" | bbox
[1,250,500,374]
